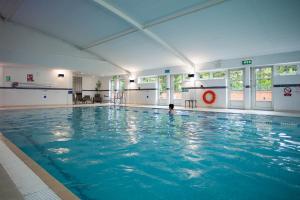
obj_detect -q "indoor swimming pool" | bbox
[0,106,300,200]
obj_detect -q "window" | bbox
[110,80,116,99]
[159,75,168,99]
[255,67,272,102]
[139,76,157,83]
[229,70,243,90]
[212,71,226,79]
[110,80,115,91]
[229,69,244,101]
[198,72,210,79]
[276,65,297,76]
[119,79,125,91]
[173,74,183,99]
[255,67,272,90]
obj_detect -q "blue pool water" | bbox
[0,106,300,200]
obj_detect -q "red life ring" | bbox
[202,90,216,104]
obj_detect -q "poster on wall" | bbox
[27,74,34,82]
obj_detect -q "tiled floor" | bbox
[0,164,24,200]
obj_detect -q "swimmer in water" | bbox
[169,104,175,114]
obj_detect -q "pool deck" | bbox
[1,103,299,117]
[0,164,24,200]
[0,103,300,200]
[0,133,79,200]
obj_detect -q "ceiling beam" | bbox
[83,0,227,50]
[83,28,138,50]
[144,0,227,29]
[93,0,195,69]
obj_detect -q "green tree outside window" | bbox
[212,71,226,79]
[198,72,210,79]
[119,79,125,91]
[174,74,183,92]
[276,65,297,75]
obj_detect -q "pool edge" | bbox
[0,103,299,117]
[0,132,80,200]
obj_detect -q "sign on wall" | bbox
[283,87,292,96]
[5,76,11,82]
[27,74,34,82]
[242,60,252,65]
[164,69,170,74]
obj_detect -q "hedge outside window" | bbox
[173,74,183,99]
[212,71,226,79]
[159,75,168,99]
[119,79,125,91]
[139,76,157,83]
[276,65,297,76]
[198,72,210,79]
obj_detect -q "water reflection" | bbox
[48,147,70,154]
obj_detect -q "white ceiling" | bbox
[1,0,300,74]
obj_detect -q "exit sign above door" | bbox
[242,60,252,65]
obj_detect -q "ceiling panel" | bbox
[89,31,184,72]
[104,0,207,24]
[76,62,126,76]
[11,0,134,47]
[149,0,300,64]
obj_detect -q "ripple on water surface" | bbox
[0,107,300,200]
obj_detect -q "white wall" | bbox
[126,83,157,105]
[81,75,101,97]
[273,75,300,112]
[0,66,72,106]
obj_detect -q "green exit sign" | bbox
[242,60,252,65]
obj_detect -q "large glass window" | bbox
[276,65,298,76]
[159,75,168,99]
[198,72,210,79]
[119,79,125,91]
[198,71,226,79]
[229,70,244,101]
[212,71,226,79]
[139,76,157,83]
[110,80,116,99]
[173,74,183,99]
[255,67,272,101]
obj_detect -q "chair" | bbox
[93,94,102,103]
[83,95,93,104]
[75,93,84,104]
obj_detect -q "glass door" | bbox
[228,69,245,109]
[252,66,273,110]
[158,75,168,105]
[109,79,115,100]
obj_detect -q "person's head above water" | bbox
[169,104,174,110]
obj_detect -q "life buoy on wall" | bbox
[202,90,216,104]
